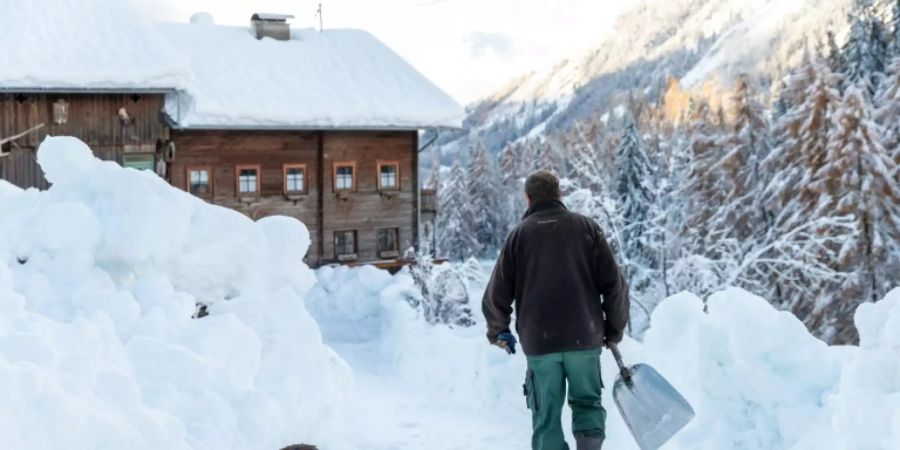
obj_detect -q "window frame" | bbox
[283,163,308,195]
[376,160,400,191]
[122,152,156,172]
[186,165,213,198]
[334,230,359,260]
[235,164,262,196]
[376,227,401,258]
[333,161,357,192]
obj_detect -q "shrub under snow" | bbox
[0,137,351,449]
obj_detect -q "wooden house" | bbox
[0,7,462,267]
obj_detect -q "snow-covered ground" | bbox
[3,136,900,449]
[309,264,900,450]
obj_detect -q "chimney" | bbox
[250,13,295,41]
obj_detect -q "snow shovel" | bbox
[607,343,695,450]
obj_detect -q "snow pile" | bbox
[0,0,189,90]
[310,264,900,449]
[631,289,844,449]
[0,137,350,449]
[829,288,900,449]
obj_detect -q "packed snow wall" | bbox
[0,137,351,449]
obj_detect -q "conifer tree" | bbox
[468,142,504,256]
[682,101,728,248]
[425,154,441,190]
[818,85,900,311]
[498,142,520,186]
[567,120,605,192]
[715,75,772,245]
[436,155,481,260]
[840,0,890,93]
[891,0,900,55]
[763,52,849,335]
[537,141,564,175]
[497,142,526,233]
[616,122,658,282]
[876,57,900,161]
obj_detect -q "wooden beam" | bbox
[412,131,420,252]
[316,131,325,266]
[0,123,45,146]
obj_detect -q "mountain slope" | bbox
[435,0,853,159]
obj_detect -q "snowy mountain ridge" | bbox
[436,0,853,159]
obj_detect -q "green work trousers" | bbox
[524,348,606,450]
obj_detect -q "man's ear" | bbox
[525,193,532,207]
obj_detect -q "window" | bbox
[377,228,400,258]
[334,230,358,260]
[123,153,155,171]
[187,167,211,197]
[236,165,261,195]
[378,161,399,191]
[52,99,69,125]
[333,161,356,191]
[284,164,307,194]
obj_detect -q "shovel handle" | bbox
[607,342,633,386]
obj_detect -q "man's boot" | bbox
[575,434,603,450]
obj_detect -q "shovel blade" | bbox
[612,363,694,450]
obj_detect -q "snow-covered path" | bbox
[329,341,533,450]
[306,265,581,450]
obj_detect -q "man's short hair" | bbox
[525,170,561,202]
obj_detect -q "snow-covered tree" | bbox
[714,74,772,245]
[467,141,505,256]
[498,142,520,186]
[497,142,527,233]
[536,140,564,175]
[567,120,606,192]
[682,101,728,248]
[817,84,900,308]
[615,122,658,285]
[436,155,481,260]
[764,53,841,222]
[405,248,476,327]
[839,0,890,93]
[425,154,441,190]
[890,0,900,55]
[876,56,900,161]
[762,52,858,340]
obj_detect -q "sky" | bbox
[132,0,635,105]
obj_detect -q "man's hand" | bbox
[494,332,518,355]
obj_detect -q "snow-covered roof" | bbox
[159,24,463,129]
[0,0,463,129]
[0,0,190,91]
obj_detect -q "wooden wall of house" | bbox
[322,131,417,263]
[169,130,322,264]
[168,129,419,267]
[0,93,167,188]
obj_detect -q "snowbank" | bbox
[309,264,900,449]
[0,137,350,449]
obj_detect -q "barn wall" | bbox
[0,93,168,188]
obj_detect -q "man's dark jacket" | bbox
[482,199,629,356]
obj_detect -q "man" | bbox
[482,170,629,450]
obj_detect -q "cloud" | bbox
[464,31,513,59]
